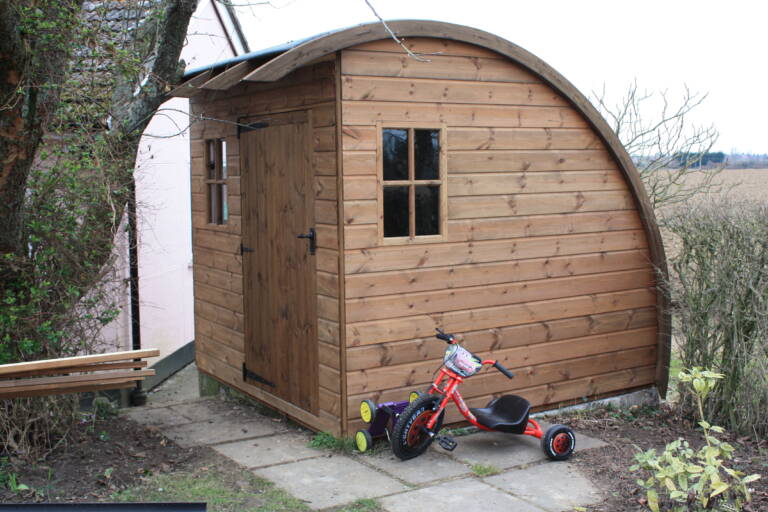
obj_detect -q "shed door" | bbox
[241,110,318,414]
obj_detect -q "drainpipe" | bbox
[128,178,147,406]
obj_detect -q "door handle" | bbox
[297,227,316,255]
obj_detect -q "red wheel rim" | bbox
[406,411,433,447]
[552,432,571,455]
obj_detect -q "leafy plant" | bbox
[631,368,761,511]
[7,473,30,494]
[93,396,117,419]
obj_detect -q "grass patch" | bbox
[113,468,308,512]
[308,431,355,454]
[335,498,383,512]
[470,463,500,477]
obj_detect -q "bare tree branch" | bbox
[592,81,723,211]
[364,0,437,62]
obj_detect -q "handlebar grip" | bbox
[435,328,454,343]
[493,361,515,379]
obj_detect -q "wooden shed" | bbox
[176,21,670,436]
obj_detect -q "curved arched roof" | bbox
[180,20,671,393]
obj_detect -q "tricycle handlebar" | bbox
[493,360,515,379]
[435,328,455,343]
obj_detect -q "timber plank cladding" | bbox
[182,21,669,436]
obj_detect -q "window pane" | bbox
[415,185,440,236]
[414,129,440,180]
[383,186,409,237]
[207,140,216,179]
[221,184,228,223]
[383,128,408,181]
[209,184,220,224]
[220,139,228,179]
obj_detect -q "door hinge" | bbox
[243,364,275,387]
[240,243,255,255]
[237,121,268,137]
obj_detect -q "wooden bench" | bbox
[0,349,159,399]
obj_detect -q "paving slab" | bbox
[169,400,253,422]
[213,433,322,469]
[147,363,200,406]
[447,423,606,470]
[380,477,544,512]
[448,430,546,469]
[255,455,407,510]
[360,449,471,485]
[121,406,191,427]
[485,462,601,512]
[162,415,278,448]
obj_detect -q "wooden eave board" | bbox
[169,70,213,98]
[198,60,257,91]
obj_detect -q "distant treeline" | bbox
[634,152,768,169]
[724,153,768,169]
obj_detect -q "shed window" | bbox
[381,127,445,241]
[205,139,228,225]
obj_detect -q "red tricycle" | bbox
[354,328,576,461]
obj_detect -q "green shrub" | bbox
[665,200,768,438]
[631,368,760,512]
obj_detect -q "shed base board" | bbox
[531,386,660,419]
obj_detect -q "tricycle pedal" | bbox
[435,434,457,451]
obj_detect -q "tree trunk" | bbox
[0,0,84,255]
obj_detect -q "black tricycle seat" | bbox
[470,395,531,434]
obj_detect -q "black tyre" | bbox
[542,424,576,461]
[391,394,444,461]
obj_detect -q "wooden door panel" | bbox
[241,110,318,414]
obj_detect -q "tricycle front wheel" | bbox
[391,394,444,461]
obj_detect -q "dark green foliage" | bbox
[672,151,726,168]
[0,0,196,459]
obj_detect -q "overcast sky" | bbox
[232,0,767,154]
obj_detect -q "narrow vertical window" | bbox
[381,127,444,241]
[205,139,228,225]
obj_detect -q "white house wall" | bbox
[104,0,241,367]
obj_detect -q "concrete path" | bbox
[122,364,607,511]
